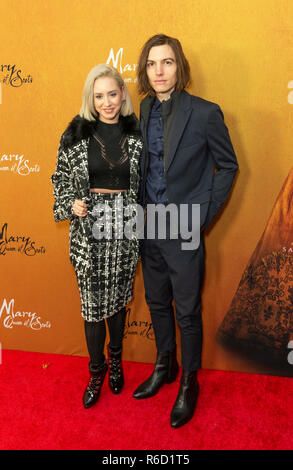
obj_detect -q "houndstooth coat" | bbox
[51,113,143,281]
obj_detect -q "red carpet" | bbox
[0,349,292,450]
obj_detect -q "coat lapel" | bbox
[165,90,192,172]
[71,139,91,201]
[140,95,155,139]
[140,91,193,173]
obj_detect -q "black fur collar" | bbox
[61,113,141,148]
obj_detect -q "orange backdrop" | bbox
[1,0,292,375]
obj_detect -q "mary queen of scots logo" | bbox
[0,64,33,104]
[0,64,33,87]
[0,299,51,330]
[0,223,46,256]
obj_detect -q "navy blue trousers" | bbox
[141,235,205,372]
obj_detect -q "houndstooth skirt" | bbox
[75,190,139,322]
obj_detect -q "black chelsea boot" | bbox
[133,347,179,399]
[170,370,199,428]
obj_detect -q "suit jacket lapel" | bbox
[71,139,91,201]
[140,95,155,131]
[140,91,193,173]
[140,95,155,177]
[165,90,192,172]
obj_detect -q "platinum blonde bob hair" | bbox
[79,64,133,120]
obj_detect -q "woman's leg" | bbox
[84,319,107,367]
[106,307,126,394]
[83,319,108,408]
[106,307,126,349]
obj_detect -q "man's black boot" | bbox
[170,370,199,428]
[133,348,179,399]
[83,360,108,409]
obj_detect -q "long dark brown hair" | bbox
[137,34,191,95]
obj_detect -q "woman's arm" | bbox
[51,138,79,222]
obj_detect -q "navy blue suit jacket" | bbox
[139,90,239,229]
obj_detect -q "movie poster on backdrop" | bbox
[217,168,293,377]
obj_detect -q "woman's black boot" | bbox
[170,370,199,428]
[133,347,179,399]
[83,360,108,409]
[107,344,124,394]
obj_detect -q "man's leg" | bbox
[142,237,176,352]
[133,237,179,399]
[160,236,205,427]
[163,238,205,371]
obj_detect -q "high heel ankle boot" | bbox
[107,344,124,394]
[170,370,199,428]
[133,347,179,399]
[83,360,108,409]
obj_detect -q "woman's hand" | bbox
[72,199,88,217]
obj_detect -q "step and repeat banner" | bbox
[1,0,292,377]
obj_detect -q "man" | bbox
[133,34,239,428]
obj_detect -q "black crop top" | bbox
[88,120,130,190]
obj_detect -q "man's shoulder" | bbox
[139,91,221,117]
[184,90,219,111]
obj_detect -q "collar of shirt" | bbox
[152,91,177,117]
[152,97,162,113]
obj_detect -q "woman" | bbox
[51,64,142,408]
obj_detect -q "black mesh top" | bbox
[88,120,130,190]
